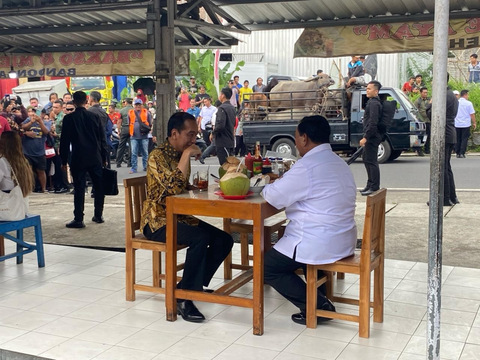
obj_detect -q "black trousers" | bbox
[71,164,104,222]
[445,143,457,202]
[143,221,233,291]
[52,154,69,190]
[116,130,131,166]
[455,127,470,156]
[202,129,211,146]
[362,136,381,191]
[235,135,247,157]
[424,122,431,153]
[216,147,234,165]
[264,248,328,312]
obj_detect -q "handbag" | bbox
[102,167,119,196]
[45,145,56,159]
[0,164,27,221]
[134,111,151,135]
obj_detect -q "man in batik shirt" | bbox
[141,112,233,323]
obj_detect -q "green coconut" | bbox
[219,156,248,178]
[219,172,250,196]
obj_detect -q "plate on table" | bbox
[214,191,254,200]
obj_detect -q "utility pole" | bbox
[153,0,176,141]
[427,0,449,358]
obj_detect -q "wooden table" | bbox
[165,187,281,335]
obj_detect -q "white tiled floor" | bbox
[1,242,480,360]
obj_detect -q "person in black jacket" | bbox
[359,80,383,196]
[60,91,108,228]
[88,91,112,169]
[213,87,236,165]
[426,74,459,206]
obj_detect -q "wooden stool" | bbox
[0,214,45,267]
[223,216,286,279]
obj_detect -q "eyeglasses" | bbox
[66,108,75,111]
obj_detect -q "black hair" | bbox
[415,74,423,79]
[420,87,428,93]
[214,100,222,107]
[244,80,249,84]
[109,103,116,108]
[53,100,63,105]
[368,80,382,91]
[409,76,415,80]
[90,91,102,103]
[66,101,74,106]
[460,89,469,97]
[447,72,450,82]
[63,93,71,98]
[167,112,196,137]
[124,98,133,105]
[30,97,38,102]
[471,54,478,59]
[233,75,239,80]
[297,116,331,144]
[73,91,87,105]
[317,69,323,75]
[49,92,58,101]
[221,87,232,100]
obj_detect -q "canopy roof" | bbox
[0,0,477,54]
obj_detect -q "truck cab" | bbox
[69,76,114,106]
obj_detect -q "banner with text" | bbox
[294,18,480,58]
[0,49,190,79]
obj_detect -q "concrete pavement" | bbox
[24,187,480,269]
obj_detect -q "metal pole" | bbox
[427,0,449,358]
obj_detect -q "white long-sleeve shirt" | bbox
[262,143,357,264]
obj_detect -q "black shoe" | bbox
[417,150,425,157]
[177,300,205,323]
[199,158,205,164]
[116,164,122,168]
[66,220,85,228]
[203,288,214,293]
[54,187,69,194]
[452,197,460,204]
[359,185,370,193]
[69,190,75,195]
[361,188,378,196]
[92,216,104,224]
[456,154,461,158]
[291,299,336,325]
[461,154,466,158]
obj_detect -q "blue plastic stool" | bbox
[0,214,45,267]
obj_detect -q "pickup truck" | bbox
[242,86,427,163]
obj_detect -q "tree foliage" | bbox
[184,50,245,101]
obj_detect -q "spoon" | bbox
[253,177,262,187]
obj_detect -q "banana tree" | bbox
[185,50,245,101]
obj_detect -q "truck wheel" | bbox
[377,141,391,164]
[272,138,297,157]
[388,150,402,161]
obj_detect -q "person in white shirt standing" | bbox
[262,115,357,325]
[196,96,216,146]
[455,90,476,158]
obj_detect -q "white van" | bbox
[12,79,68,107]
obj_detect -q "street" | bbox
[115,153,480,191]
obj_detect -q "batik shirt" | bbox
[140,140,199,233]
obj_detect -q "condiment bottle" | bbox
[253,142,263,176]
[245,153,254,176]
[277,158,284,176]
[262,158,272,174]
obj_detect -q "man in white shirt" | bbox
[455,89,476,158]
[262,115,357,325]
[197,96,216,146]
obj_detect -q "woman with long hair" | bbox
[0,131,34,197]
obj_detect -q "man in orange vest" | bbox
[129,99,152,174]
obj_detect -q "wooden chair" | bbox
[124,176,186,301]
[223,216,286,279]
[306,188,386,338]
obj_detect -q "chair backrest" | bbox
[124,176,147,238]
[360,188,387,264]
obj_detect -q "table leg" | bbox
[223,218,233,280]
[0,235,4,257]
[252,208,265,335]
[166,203,178,322]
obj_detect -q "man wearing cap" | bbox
[453,90,460,99]
[128,99,153,173]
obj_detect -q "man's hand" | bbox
[209,133,213,142]
[185,144,202,160]
[359,138,367,147]
[473,123,477,131]
[25,131,36,138]
[61,165,68,171]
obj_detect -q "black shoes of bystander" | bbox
[177,300,205,323]
[92,216,105,224]
[66,220,86,228]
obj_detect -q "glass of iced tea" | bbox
[193,169,209,191]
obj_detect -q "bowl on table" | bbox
[249,184,265,194]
